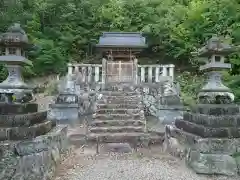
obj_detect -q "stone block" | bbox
[0,103,38,115]
[47,105,79,125]
[175,119,240,138]
[165,125,201,145]
[0,111,47,127]
[0,128,10,141]
[187,150,238,176]
[101,143,133,153]
[11,148,58,180]
[195,138,240,154]
[190,104,240,116]
[235,155,240,174]
[163,136,186,159]
[15,125,68,156]
[183,112,240,127]
[0,155,19,180]
[0,125,68,180]
[0,121,53,141]
[0,141,16,158]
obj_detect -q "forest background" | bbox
[1,0,240,105]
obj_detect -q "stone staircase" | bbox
[87,89,155,147]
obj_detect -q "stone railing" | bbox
[67,63,175,83]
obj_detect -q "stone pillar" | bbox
[169,64,175,80]
[162,66,167,76]
[102,58,107,88]
[67,63,73,75]
[74,65,79,73]
[140,66,145,82]
[2,64,25,85]
[148,66,152,83]
[94,66,100,82]
[5,48,9,55]
[81,67,86,83]
[88,66,92,83]
[155,66,160,82]
[133,58,138,85]
[16,47,21,56]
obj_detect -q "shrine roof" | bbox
[95,32,147,49]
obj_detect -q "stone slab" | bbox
[183,112,240,127]
[175,119,240,138]
[0,121,53,141]
[95,113,141,120]
[165,125,201,146]
[187,150,238,176]
[47,106,79,125]
[0,103,38,115]
[101,143,133,153]
[195,138,240,154]
[190,104,239,115]
[0,111,47,127]
[0,141,17,158]
[11,147,60,180]
[97,108,140,114]
[15,125,68,156]
[88,132,150,147]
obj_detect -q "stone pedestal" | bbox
[0,103,69,180]
[164,104,240,176]
[47,93,80,126]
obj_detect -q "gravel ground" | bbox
[54,147,238,180]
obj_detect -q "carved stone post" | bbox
[133,58,138,85]
[68,63,73,75]
[101,58,107,89]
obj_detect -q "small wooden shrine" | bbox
[95,32,147,84]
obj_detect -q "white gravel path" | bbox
[54,147,237,180]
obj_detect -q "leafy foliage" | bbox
[1,0,240,101]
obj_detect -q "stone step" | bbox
[96,108,141,114]
[100,91,138,96]
[148,135,165,145]
[97,103,140,109]
[87,132,149,145]
[89,126,145,133]
[97,99,140,105]
[90,120,145,127]
[94,113,142,120]
[101,95,140,99]
[68,134,87,147]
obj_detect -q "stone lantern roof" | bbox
[0,23,29,47]
[195,34,236,57]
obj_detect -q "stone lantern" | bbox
[0,23,33,103]
[192,34,236,104]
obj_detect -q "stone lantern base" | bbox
[164,104,240,176]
